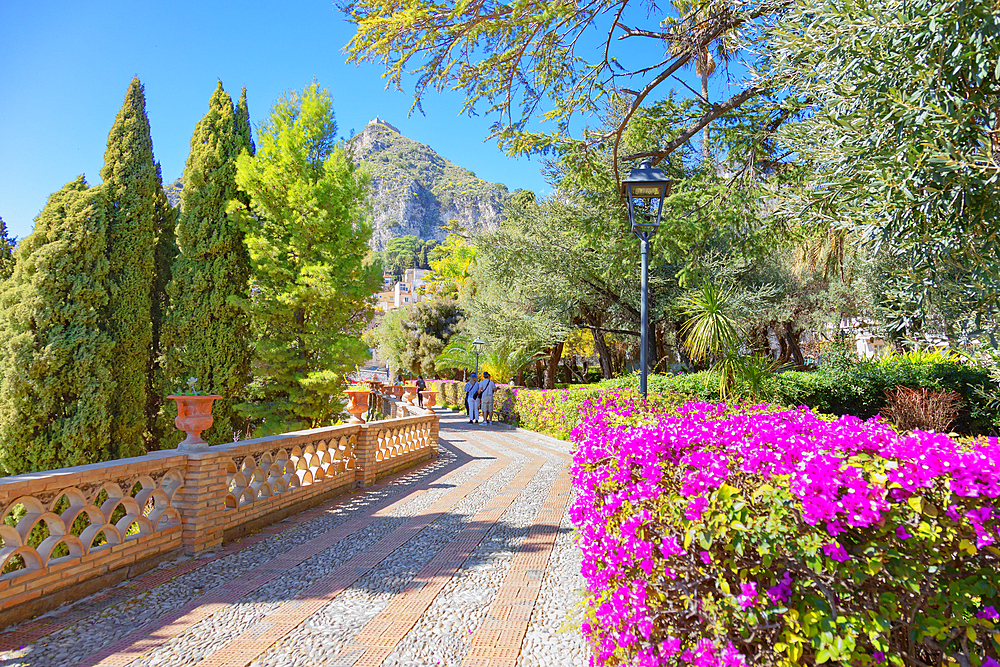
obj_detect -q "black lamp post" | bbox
[472,338,486,379]
[621,160,673,398]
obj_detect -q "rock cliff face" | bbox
[350,119,510,250]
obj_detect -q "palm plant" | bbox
[679,279,744,398]
[435,334,546,383]
[731,353,783,403]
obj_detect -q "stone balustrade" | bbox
[0,408,438,627]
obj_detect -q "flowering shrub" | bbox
[514,387,605,439]
[570,392,1000,666]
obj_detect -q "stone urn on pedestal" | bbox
[403,383,419,406]
[419,390,437,414]
[345,389,371,424]
[167,394,222,452]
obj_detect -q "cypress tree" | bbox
[0,217,15,281]
[235,87,256,157]
[166,81,254,444]
[0,178,115,475]
[100,77,160,459]
[145,162,178,450]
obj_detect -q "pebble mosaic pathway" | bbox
[0,412,587,667]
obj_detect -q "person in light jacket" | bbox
[476,372,496,424]
[464,374,478,423]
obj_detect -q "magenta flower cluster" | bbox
[568,391,1000,666]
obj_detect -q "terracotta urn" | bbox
[403,383,419,406]
[167,395,222,451]
[346,389,371,424]
[419,390,437,413]
[389,385,405,400]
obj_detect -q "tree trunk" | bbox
[545,342,564,390]
[783,321,806,368]
[774,324,791,365]
[534,360,544,388]
[645,316,659,377]
[701,69,711,163]
[591,327,614,379]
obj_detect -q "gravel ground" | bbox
[251,440,531,666]
[0,415,591,667]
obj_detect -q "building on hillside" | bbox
[376,268,430,312]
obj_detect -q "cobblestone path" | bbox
[0,412,587,667]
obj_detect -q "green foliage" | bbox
[145,163,178,451]
[366,299,464,376]
[100,76,163,459]
[434,334,546,383]
[382,235,438,278]
[0,217,16,281]
[679,279,744,397]
[166,81,254,445]
[605,352,1000,434]
[512,386,609,440]
[234,82,380,434]
[765,0,1000,326]
[0,178,115,474]
[341,0,773,163]
[425,233,477,299]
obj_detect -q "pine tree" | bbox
[0,217,16,281]
[0,178,115,475]
[145,162,178,450]
[166,82,254,444]
[100,77,160,459]
[235,83,380,433]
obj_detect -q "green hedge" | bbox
[600,357,1000,434]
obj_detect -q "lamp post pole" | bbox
[639,233,650,398]
[620,160,673,400]
[472,337,486,380]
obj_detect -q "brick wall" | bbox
[0,407,438,627]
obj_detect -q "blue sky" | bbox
[0,1,745,241]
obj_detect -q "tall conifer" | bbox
[235,87,255,157]
[0,178,115,474]
[167,82,254,443]
[0,217,16,281]
[100,77,160,459]
[146,162,178,450]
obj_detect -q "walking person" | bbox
[477,372,496,424]
[416,375,426,408]
[464,373,477,423]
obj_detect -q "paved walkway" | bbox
[0,412,586,667]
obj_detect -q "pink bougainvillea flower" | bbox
[895,525,912,540]
[977,605,999,620]
[823,541,851,562]
[737,582,758,609]
[684,496,709,521]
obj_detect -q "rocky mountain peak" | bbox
[350,121,510,250]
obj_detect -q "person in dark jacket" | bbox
[416,375,426,408]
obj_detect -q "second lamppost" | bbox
[472,337,486,379]
[620,160,673,399]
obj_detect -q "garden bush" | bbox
[601,355,1000,435]
[882,386,964,433]
[570,391,1000,666]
